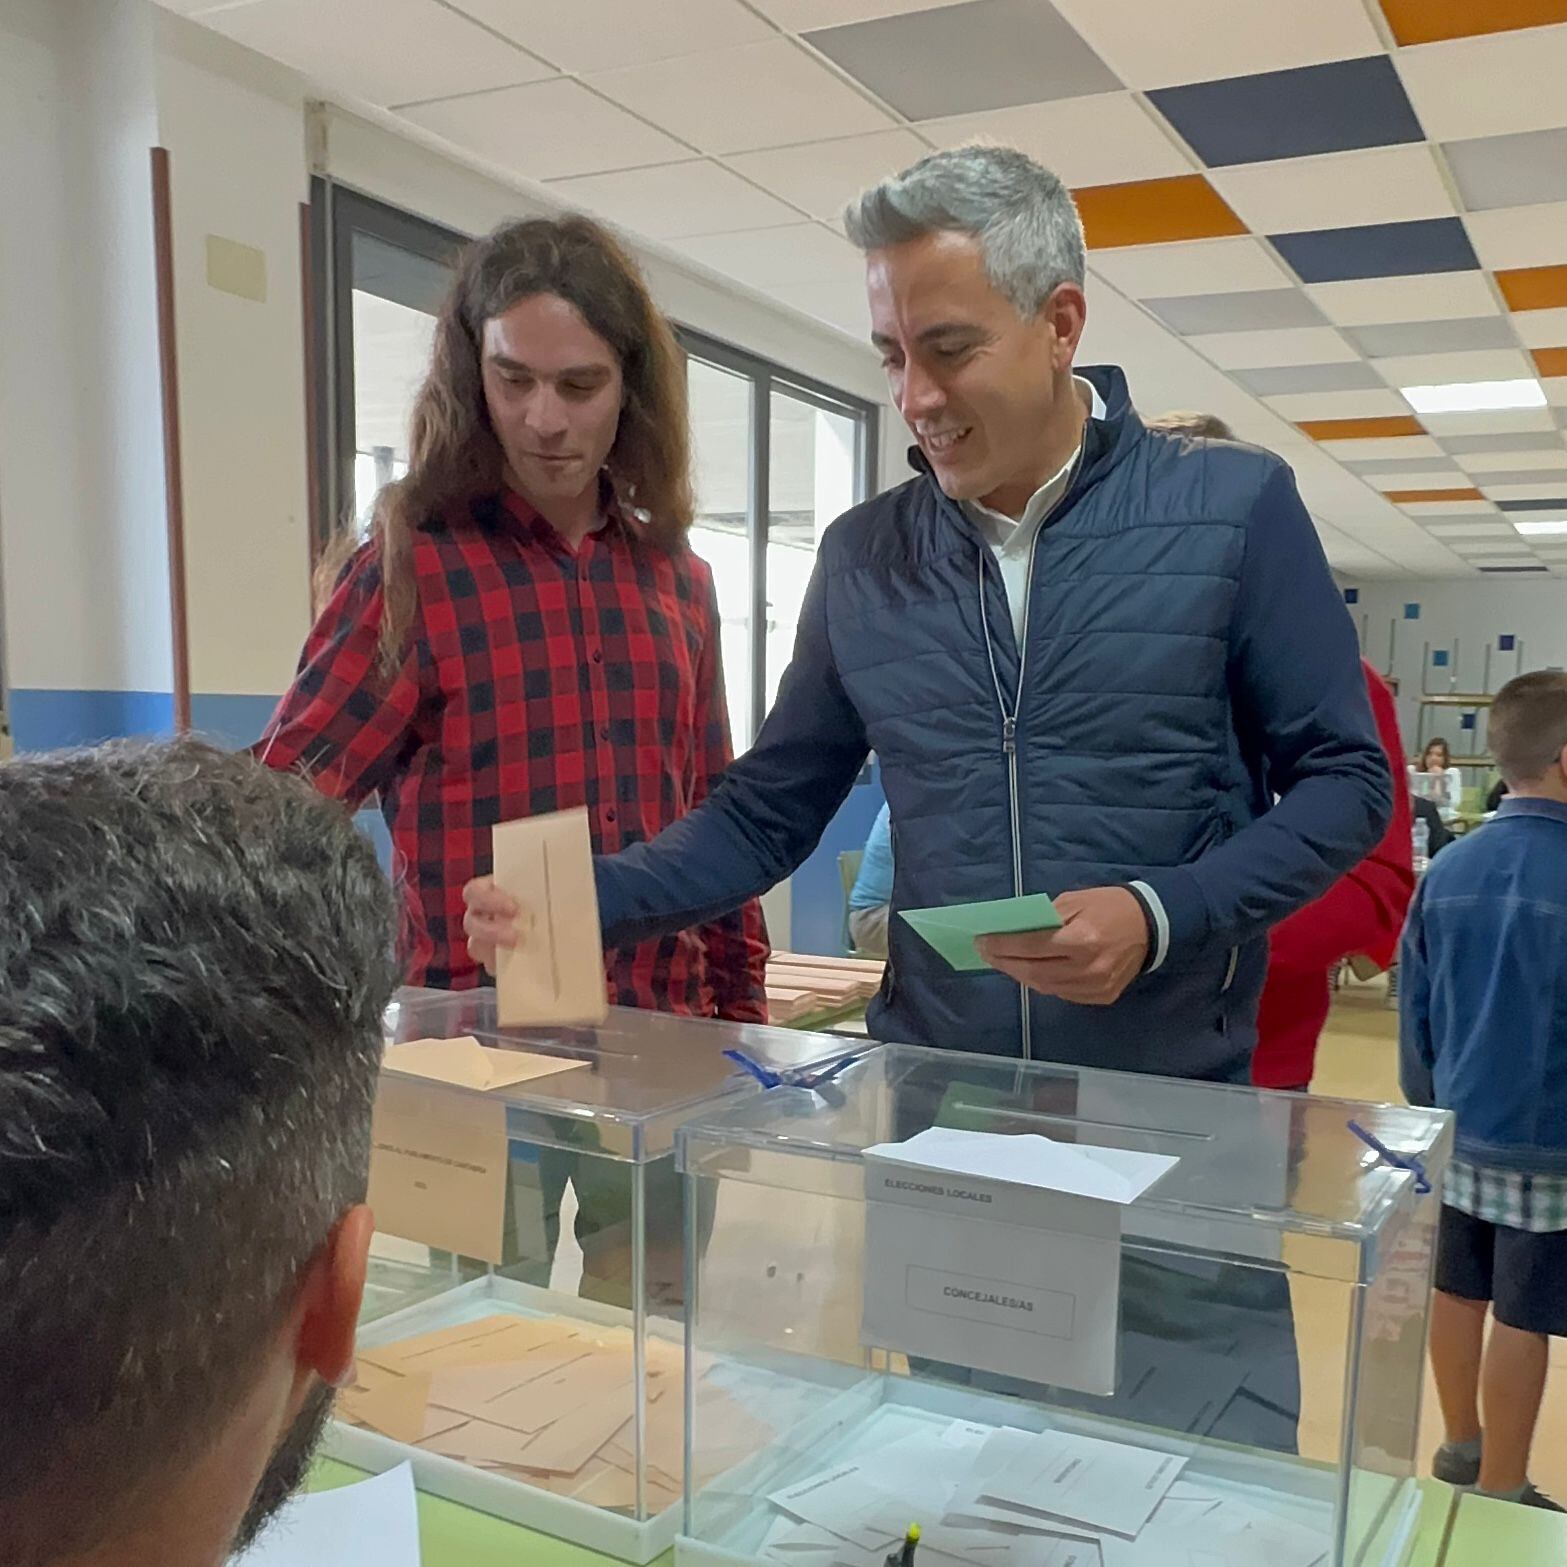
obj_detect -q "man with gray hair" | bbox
[470,144,1389,1089]
[0,739,399,1567]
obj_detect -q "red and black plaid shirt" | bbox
[258,489,769,1020]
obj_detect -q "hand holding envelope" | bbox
[462,808,609,1028]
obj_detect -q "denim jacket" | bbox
[1400,796,1567,1175]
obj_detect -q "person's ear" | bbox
[295,1204,374,1389]
[1041,282,1087,368]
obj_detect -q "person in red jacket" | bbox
[1253,659,1414,1090]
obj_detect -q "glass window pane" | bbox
[765,393,859,714]
[350,288,436,535]
[688,357,755,749]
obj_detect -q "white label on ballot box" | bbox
[860,1128,1178,1397]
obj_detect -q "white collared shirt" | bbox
[960,376,1107,644]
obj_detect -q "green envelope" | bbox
[899,892,1063,973]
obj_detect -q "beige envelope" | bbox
[365,1074,508,1264]
[492,808,609,1029]
[384,1034,590,1091]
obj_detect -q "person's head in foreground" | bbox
[846,143,1088,520]
[1489,670,1567,800]
[0,740,398,1567]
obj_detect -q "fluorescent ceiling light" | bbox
[1513,518,1567,538]
[1400,379,1546,414]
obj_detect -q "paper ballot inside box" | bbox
[860,1127,1178,1395]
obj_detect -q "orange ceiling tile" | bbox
[1297,416,1427,441]
[1384,487,1488,503]
[1073,176,1248,251]
[1380,0,1567,45]
[1497,265,1567,312]
[1531,346,1567,378]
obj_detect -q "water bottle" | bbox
[1412,818,1429,875]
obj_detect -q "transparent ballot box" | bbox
[330,986,856,1562]
[677,1045,1453,1567]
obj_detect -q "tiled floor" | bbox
[1315,977,1567,1501]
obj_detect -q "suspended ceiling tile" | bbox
[1444,126,1567,212]
[1364,470,1481,492]
[1512,307,1567,347]
[918,93,1193,188]
[750,0,963,27]
[1188,325,1358,369]
[802,0,1119,122]
[450,0,774,73]
[1312,434,1444,461]
[1341,455,1462,474]
[1298,415,1427,440]
[1456,447,1567,473]
[1209,144,1452,235]
[728,129,930,223]
[1484,480,1567,499]
[1305,272,1502,327]
[588,38,894,155]
[1147,55,1423,168]
[1465,202,1567,271]
[1265,389,1415,421]
[400,79,688,180]
[1382,485,1489,502]
[1378,0,1567,47]
[1373,346,1536,385]
[1271,217,1479,284]
[1421,406,1558,435]
[545,160,802,239]
[1075,175,1247,249]
[1498,494,1567,509]
[1049,0,1384,89]
[1397,497,1501,512]
[1087,236,1292,298]
[1230,362,1387,395]
[1344,317,1520,358]
[207,0,552,107]
[1439,429,1567,453]
[1532,347,1567,377]
[1145,288,1325,335]
[1394,22,1567,141]
[1496,264,1567,312]
[1421,519,1520,537]
[668,223,860,290]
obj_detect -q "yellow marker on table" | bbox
[885,1524,920,1567]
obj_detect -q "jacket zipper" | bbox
[971,436,1089,1064]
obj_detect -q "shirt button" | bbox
[605,809,617,824]
[592,650,603,664]
[599,725,611,741]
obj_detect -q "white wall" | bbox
[1344,575,1567,756]
[154,12,313,698]
[0,0,172,697]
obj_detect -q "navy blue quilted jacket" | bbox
[598,365,1392,1082]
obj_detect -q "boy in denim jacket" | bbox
[1401,671,1567,1511]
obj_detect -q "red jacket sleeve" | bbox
[253,545,420,807]
[1267,660,1414,977]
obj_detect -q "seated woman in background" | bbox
[1411,736,1464,824]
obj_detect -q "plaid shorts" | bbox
[1445,1159,1567,1233]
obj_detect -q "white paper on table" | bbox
[237,1462,421,1567]
[979,1428,1187,1538]
[768,1462,906,1550]
[943,1430,1104,1544]
[861,1129,1178,1396]
[864,1127,1179,1205]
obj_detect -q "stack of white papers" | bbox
[757,1420,1329,1567]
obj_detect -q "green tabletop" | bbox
[1448,1490,1567,1565]
[311,1458,667,1567]
[312,1461,1566,1566]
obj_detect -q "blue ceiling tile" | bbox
[1270,218,1480,284]
[1499,498,1567,512]
[1148,55,1424,169]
